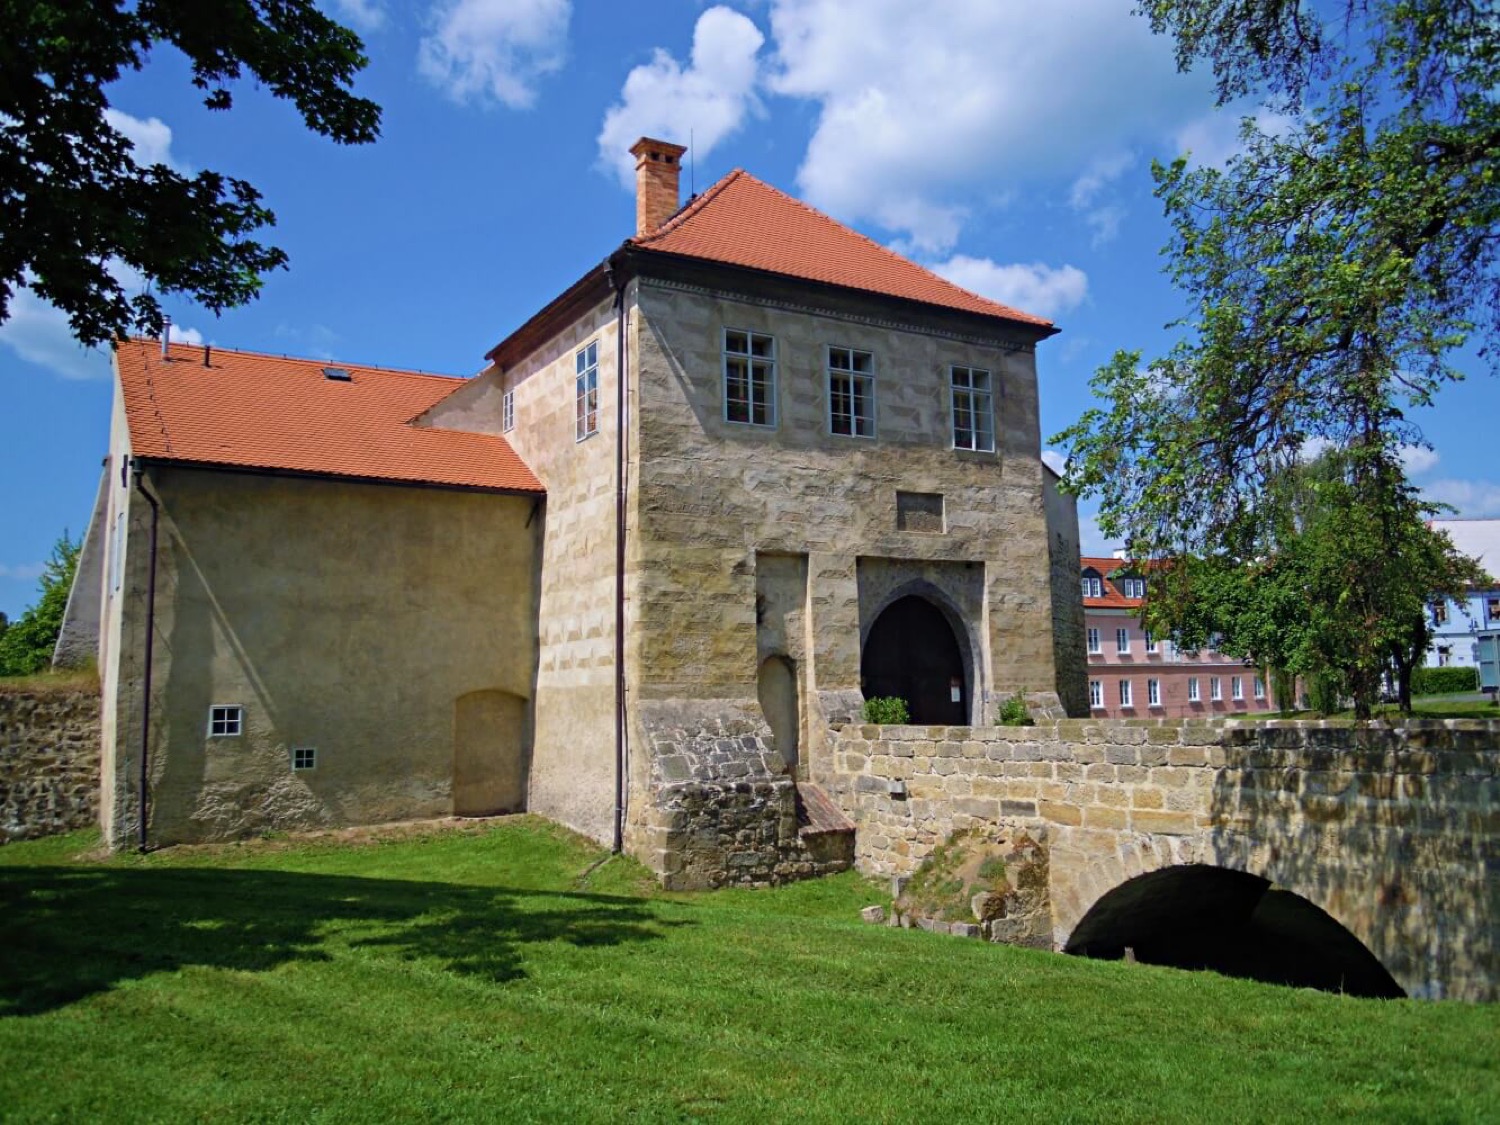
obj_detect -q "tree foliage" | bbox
[1055,1,1498,715]
[0,533,81,677]
[1,1,381,347]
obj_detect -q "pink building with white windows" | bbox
[1080,555,1276,719]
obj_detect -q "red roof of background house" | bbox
[1080,555,1144,609]
[115,340,543,493]
[632,170,1055,330]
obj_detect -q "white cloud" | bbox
[0,562,45,582]
[327,0,386,32]
[1041,449,1068,476]
[1078,511,1122,557]
[1172,109,1296,169]
[418,0,570,108]
[1422,478,1500,519]
[767,0,1212,251]
[1068,152,1132,211]
[102,108,185,172]
[597,7,764,189]
[1399,444,1440,477]
[930,256,1088,320]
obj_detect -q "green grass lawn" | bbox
[3,820,1497,1123]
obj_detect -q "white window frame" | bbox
[1231,675,1244,701]
[1210,676,1222,702]
[1116,628,1130,655]
[1119,679,1133,707]
[1087,627,1101,654]
[1089,680,1103,709]
[827,346,875,438]
[292,746,317,771]
[1187,677,1200,702]
[502,389,515,433]
[1145,630,1158,654]
[1432,601,1448,625]
[949,366,994,452]
[1254,676,1266,700]
[208,705,243,738]
[575,341,599,441]
[1148,678,1161,707]
[723,329,777,427]
[1082,576,1103,598]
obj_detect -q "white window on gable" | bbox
[1119,577,1146,599]
[1116,628,1130,654]
[575,341,599,441]
[208,705,243,737]
[950,366,994,452]
[1089,680,1103,709]
[724,329,777,427]
[1081,575,1103,599]
[1087,627,1101,654]
[827,347,875,438]
[502,389,515,433]
[1187,677,1200,702]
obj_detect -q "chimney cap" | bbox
[630,136,688,166]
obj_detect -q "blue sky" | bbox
[3,0,1496,619]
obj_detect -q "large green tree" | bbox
[1,1,381,347]
[1056,1,1497,715]
[0,533,81,677]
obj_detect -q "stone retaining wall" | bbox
[0,689,101,844]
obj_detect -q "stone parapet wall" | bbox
[0,689,101,844]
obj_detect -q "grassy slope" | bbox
[2,820,1497,1124]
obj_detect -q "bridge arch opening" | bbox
[1064,865,1404,999]
[861,594,968,725]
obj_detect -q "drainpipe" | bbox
[608,265,629,854]
[131,461,161,852]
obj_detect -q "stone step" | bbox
[795,781,855,839]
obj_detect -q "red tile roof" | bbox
[632,170,1055,330]
[116,340,543,494]
[1081,555,1145,609]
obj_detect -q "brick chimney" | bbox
[630,137,688,236]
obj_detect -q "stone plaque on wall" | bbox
[896,491,945,533]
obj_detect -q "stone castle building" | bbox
[71,138,1086,883]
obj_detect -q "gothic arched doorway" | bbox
[861,595,967,724]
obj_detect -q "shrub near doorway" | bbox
[863,696,910,724]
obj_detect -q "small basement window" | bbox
[292,747,317,771]
[208,705,243,737]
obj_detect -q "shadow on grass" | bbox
[0,865,681,1017]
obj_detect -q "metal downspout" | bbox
[610,270,629,854]
[131,463,161,853]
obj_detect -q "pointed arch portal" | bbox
[1065,865,1404,998]
[861,595,968,725]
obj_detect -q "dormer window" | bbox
[1118,576,1146,599]
[1081,573,1103,598]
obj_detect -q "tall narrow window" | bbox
[1210,676,1222,701]
[1089,680,1103,709]
[827,347,875,437]
[575,341,599,441]
[1431,601,1448,625]
[1145,630,1159,653]
[1254,676,1266,700]
[1119,679,1133,707]
[724,329,776,426]
[1187,677,1200,702]
[1116,628,1130,654]
[1087,628,1101,654]
[950,366,994,451]
[1148,678,1161,706]
[1231,675,1244,701]
[502,389,515,433]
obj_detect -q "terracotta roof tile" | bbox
[633,170,1055,329]
[1080,555,1144,608]
[116,340,542,493]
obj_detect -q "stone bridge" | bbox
[822,718,1500,1002]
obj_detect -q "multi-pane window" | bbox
[1210,676,1222,701]
[950,366,994,452]
[1082,576,1103,598]
[1089,680,1103,709]
[1187,677,1200,702]
[1148,678,1161,706]
[575,341,599,441]
[208,705,243,737]
[1432,600,1448,625]
[1488,596,1500,624]
[1086,628,1101,654]
[1120,577,1145,599]
[1119,679,1133,707]
[1116,628,1130,654]
[1231,675,1244,701]
[502,389,515,433]
[827,347,875,437]
[1254,676,1266,700]
[724,329,776,426]
[292,747,317,771]
[1145,630,1158,653]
